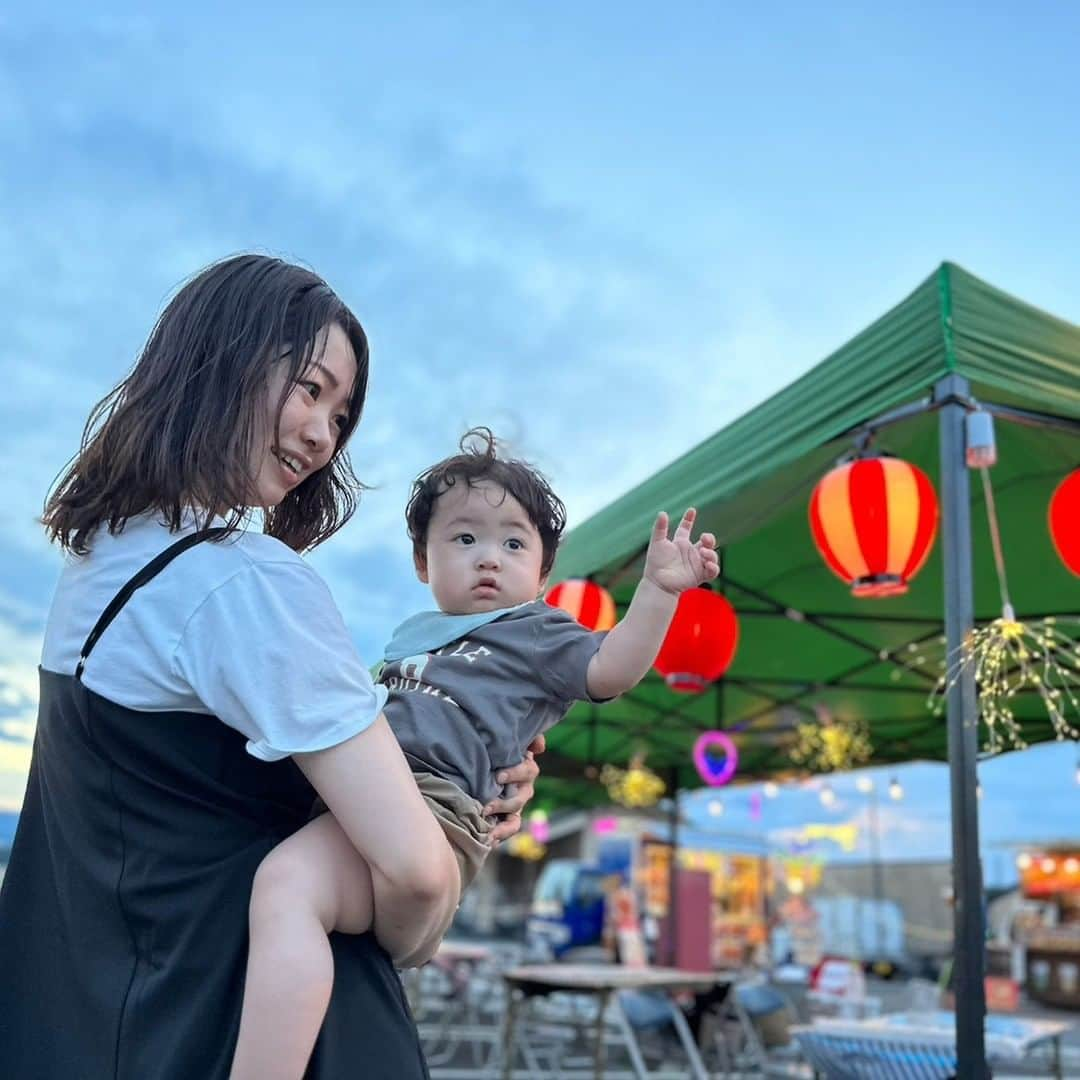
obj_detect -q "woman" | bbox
[0,254,543,1079]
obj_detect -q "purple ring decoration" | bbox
[692,731,738,787]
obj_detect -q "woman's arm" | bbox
[293,716,459,964]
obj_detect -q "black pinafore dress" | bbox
[0,531,429,1079]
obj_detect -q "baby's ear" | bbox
[414,550,430,584]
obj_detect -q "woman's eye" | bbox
[299,380,320,400]
[333,413,348,430]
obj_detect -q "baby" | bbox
[230,428,719,1079]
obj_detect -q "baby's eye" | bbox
[505,538,525,551]
[455,533,476,546]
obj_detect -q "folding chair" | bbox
[720,980,815,1078]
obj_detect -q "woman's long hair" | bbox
[43,254,369,554]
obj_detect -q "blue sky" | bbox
[1,5,1079,853]
[678,742,1080,888]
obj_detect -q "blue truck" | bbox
[525,838,635,958]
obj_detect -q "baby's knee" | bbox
[249,846,309,921]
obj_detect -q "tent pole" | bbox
[667,767,680,966]
[936,373,988,1079]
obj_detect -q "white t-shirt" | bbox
[40,512,387,762]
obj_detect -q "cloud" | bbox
[0,614,43,811]
[15,8,1076,830]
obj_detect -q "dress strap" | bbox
[76,527,230,680]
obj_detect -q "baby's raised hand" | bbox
[643,508,720,595]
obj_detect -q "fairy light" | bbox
[528,809,550,844]
[888,777,904,801]
[791,710,873,773]
[707,798,725,817]
[600,752,666,808]
[1017,853,1032,871]
[919,462,1080,754]
[819,783,837,807]
[506,833,547,861]
[763,781,780,798]
[927,614,1080,753]
[856,775,875,794]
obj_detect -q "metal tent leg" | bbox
[937,373,989,1079]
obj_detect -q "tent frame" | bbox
[539,266,1080,1079]
[542,380,1076,1080]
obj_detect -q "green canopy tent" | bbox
[537,263,1080,1078]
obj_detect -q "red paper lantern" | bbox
[1049,468,1080,576]
[809,456,938,598]
[545,579,617,631]
[653,588,739,693]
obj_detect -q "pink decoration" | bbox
[593,815,618,834]
[692,731,738,787]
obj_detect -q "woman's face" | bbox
[251,323,358,507]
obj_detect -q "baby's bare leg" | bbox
[230,813,377,1080]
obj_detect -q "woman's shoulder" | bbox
[83,513,310,579]
[44,515,325,665]
[192,525,310,577]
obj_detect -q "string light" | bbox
[888,777,904,801]
[856,775,875,794]
[819,783,837,807]
[707,798,725,817]
[763,781,780,798]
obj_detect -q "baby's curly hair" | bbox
[406,428,567,577]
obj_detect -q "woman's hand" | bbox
[482,734,545,846]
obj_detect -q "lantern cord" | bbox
[979,466,1013,619]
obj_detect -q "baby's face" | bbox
[416,480,546,614]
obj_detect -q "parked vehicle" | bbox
[526,857,625,958]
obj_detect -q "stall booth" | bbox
[639,837,768,970]
[1018,849,1080,1009]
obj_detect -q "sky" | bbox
[678,742,1080,889]
[1,5,1079,854]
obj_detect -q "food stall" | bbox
[1017,849,1080,1009]
[639,837,768,968]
